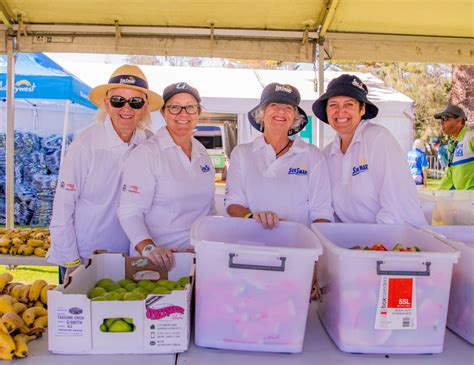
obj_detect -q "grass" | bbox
[0,265,59,285]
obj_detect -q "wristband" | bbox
[141,243,156,256]
[244,212,253,219]
[63,258,81,268]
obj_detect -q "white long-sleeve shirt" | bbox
[47,117,150,266]
[323,121,427,227]
[225,135,334,226]
[118,126,216,254]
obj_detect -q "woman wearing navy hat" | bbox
[118,82,216,271]
[225,83,334,229]
[312,74,426,227]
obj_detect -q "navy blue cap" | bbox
[312,74,379,124]
[163,82,201,104]
[434,104,466,121]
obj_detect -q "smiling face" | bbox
[105,87,148,136]
[161,93,200,140]
[262,103,296,136]
[326,96,365,138]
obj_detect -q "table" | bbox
[5,336,177,365]
[0,254,53,266]
[177,303,474,365]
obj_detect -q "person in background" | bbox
[312,74,427,227]
[429,136,448,169]
[47,65,161,281]
[435,104,474,190]
[118,82,216,271]
[225,83,334,229]
[407,139,428,187]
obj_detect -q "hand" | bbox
[254,211,280,229]
[142,246,175,272]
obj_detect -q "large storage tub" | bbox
[422,225,474,344]
[432,191,474,226]
[191,216,322,353]
[311,223,459,354]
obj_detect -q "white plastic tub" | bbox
[432,191,474,226]
[191,216,322,353]
[422,225,474,344]
[311,223,459,354]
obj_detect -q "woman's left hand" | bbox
[254,211,280,229]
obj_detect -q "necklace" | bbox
[275,140,291,157]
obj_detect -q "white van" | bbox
[193,124,227,180]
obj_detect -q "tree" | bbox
[451,65,473,127]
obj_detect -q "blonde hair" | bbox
[94,105,152,130]
[413,139,426,152]
[251,104,306,133]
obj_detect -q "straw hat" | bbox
[89,64,163,111]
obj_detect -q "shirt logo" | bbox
[288,166,308,176]
[200,164,210,173]
[60,181,77,191]
[123,184,140,194]
[352,160,369,176]
[455,143,463,157]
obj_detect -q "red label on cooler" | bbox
[387,278,413,308]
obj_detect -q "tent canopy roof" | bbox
[0,53,95,109]
[0,0,471,64]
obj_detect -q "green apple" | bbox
[88,287,107,299]
[156,279,171,287]
[124,283,137,292]
[104,283,121,292]
[108,319,132,332]
[137,279,151,289]
[91,296,107,301]
[151,287,171,294]
[95,278,116,289]
[165,281,177,290]
[100,324,108,332]
[119,278,135,288]
[123,292,145,301]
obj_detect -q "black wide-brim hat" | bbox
[312,74,379,124]
[248,83,309,136]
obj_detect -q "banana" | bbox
[1,312,26,334]
[18,285,32,304]
[40,285,56,305]
[3,282,22,295]
[0,273,13,292]
[0,331,15,360]
[0,247,9,254]
[18,245,34,256]
[29,280,48,302]
[13,302,27,315]
[8,246,19,255]
[9,284,24,300]
[33,301,44,308]
[0,296,16,315]
[0,238,11,247]
[11,238,23,246]
[22,307,48,328]
[33,315,48,329]
[26,239,43,247]
[13,333,37,358]
[42,242,50,249]
[33,247,47,257]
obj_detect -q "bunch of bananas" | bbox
[0,273,56,360]
[0,228,50,257]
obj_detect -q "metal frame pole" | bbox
[5,32,15,229]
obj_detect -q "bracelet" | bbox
[243,212,253,219]
[63,258,81,268]
[141,243,156,256]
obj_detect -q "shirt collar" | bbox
[453,126,468,142]
[329,120,370,156]
[104,117,147,147]
[157,126,208,158]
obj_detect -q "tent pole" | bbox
[60,100,71,168]
[316,40,325,148]
[5,33,16,229]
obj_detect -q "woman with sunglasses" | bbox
[47,65,162,281]
[118,82,216,271]
[312,74,427,227]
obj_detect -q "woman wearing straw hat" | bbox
[312,74,426,227]
[118,82,216,272]
[225,83,334,229]
[47,64,162,280]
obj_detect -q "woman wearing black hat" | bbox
[118,82,216,271]
[225,83,334,229]
[312,74,426,227]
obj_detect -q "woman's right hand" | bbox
[253,211,280,229]
[142,246,175,272]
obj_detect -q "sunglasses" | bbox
[109,95,146,109]
[440,115,456,122]
[166,104,199,115]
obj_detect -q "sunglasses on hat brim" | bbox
[109,95,146,109]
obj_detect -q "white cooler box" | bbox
[191,216,322,353]
[311,223,459,354]
[432,191,474,226]
[422,225,474,344]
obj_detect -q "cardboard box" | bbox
[48,252,194,354]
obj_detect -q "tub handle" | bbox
[376,260,431,276]
[228,253,286,272]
